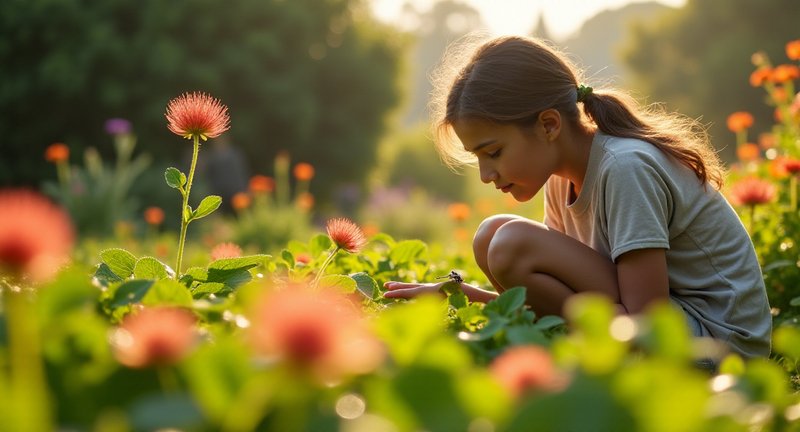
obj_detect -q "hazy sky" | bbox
[370,0,688,40]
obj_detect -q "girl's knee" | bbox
[486,219,548,278]
[472,214,522,257]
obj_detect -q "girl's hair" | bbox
[430,35,724,189]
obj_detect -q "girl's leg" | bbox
[473,215,619,317]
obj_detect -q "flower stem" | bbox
[312,247,339,289]
[791,176,797,211]
[3,286,53,431]
[175,136,200,278]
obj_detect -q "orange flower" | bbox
[361,222,380,238]
[143,206,165,226]
[249,285,383,380]
[249,175,274,194]
[296,192,315,211]
[447,202,471,222]
[769,157,790,179]
[111,307,197,368]
[165,92,230,141]
[293,163,315,181]
[210,242,242,261]
[729,177,776,206]
[231,192,251,211]
[0,189,74,283]
[490,345,566,398]
[736,143,760,162]
[750,67,772,87]
[45,142,69,163]
[726,112,754,133]
[771,64,800,84]
[787,40,800,61]
[326,217,367,253]
[758,132,777,149]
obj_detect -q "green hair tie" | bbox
[576,84,593,103]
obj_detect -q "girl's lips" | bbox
[500,184,512,193]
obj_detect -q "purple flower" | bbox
[105,118,132,135]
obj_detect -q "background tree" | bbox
[0,0,403,204]
[621,0,798,161]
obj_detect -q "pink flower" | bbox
[111,307,197,368]
[210,242,243,261]
[490,345,566,398]
[0,189,74,283]
[326,218,367,253]
[730,177,776,206]
[165,92,230,141]
[249,285,383,381]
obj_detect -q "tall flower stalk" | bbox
[164,92,230,277]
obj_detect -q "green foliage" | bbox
[622,0,798,160]
[41,132,151,237]
[1,0,404,202]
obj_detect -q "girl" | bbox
[383,35,771,360]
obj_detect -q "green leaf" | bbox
[487,286,527,316]
[133,256,169,279]
[790,296,800,307]
[192,282,229,298]
[94,262,122,287]
[208,255,269,272]
[281,249,294,267]
[350,272,379,299]
[389,240,427,266]
[534,315,566,330]
[505,325,549,345]
[165,167,187,189]
[319,274,357,292]
[111,279,154,307]
[309,234,333,256]
[100,248,137,279]
[142,279,193,307]
[192,195,222,220]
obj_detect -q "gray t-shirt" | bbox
[544,132,771,358]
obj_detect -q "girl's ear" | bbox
[538,109,561,140]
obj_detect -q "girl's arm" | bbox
[615,248,670,314]
[383,281,499,303]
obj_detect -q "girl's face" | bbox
[453,118,558,202]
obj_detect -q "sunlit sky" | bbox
[370,0,688,40]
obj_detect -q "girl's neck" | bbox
[555,125,596,197]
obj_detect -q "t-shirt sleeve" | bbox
[601,153,672,261]
[543,179,564,232]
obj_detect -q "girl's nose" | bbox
[479,163,497,184]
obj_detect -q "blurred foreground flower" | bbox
[210,242,242,261]
[293,162,315,181]
[326,217,367,254]
[165,92,230,141]
[111,307,197,368]
[489,345,566,398]
[249,175,274,194]
[0,189,74,283]
[249,285,383,381]
[44,143,69,164]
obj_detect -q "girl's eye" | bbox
[488,149,501,159]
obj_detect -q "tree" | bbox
[621,0,798,161]
[0,0,404,202]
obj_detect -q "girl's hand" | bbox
[382,281,446,299]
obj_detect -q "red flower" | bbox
[165,92,230,141]
[210,242,242,261]
[0,189,74,283]
[771,64,800,84]
[490,345,566,398]
[143,206,165,226]
[231,192,251,211]
[326,217,367,253]
[249,285,383,380]
[782,159,800,175]
[730,177,776,207]
[112,307,197,368]
[750,67,772,87]
[45,143,69,163]
[726,112,754,133]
